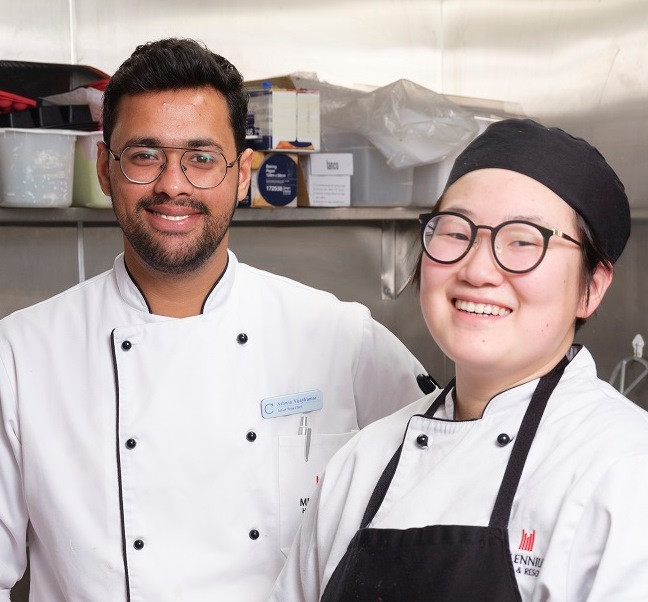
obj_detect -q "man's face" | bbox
[97,87,252,275]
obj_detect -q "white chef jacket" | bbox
[272,346,648,601]
[0,251,426,602]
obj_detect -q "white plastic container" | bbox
[0,128,77,208]
[73,130,111,208]
[411,154,457,206]
[321,131,413,207]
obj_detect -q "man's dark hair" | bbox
[102,38,248,153]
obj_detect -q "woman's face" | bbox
[420,168,604,386]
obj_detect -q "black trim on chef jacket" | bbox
[122,254,229,315]
[110,330,132,602]
[108,255,231,601]
[323,355,570,602]
[200,254,229,314]
[122,261,152,314]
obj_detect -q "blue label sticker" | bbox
[261,389,323,419]
[258,154,297,206]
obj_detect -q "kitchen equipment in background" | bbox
[0,60,107,130]
[72,131,111,208]
[0,128,77,208]
[0,90,37,114]
[321,130,414,207]
[0,60,108,99]
[609,334,648,396]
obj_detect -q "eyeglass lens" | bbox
[423,213,548,272]
[120,147,229,188]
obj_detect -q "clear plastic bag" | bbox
[288,72,367,116]
[325,79,478,169]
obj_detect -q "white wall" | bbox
[3,0,648,205]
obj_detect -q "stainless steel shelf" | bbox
[0,206,428,226]
[0,205,426,300]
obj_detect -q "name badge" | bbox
[261,389,323,419]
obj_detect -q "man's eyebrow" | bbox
[121,137,223,150]
[186,139,222,150]
[122,136,160,147]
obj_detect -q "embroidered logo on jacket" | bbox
[518,529,536,551]
[511,529,544,578]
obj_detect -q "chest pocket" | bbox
[278,431,356,556]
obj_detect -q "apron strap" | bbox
[489,355,569,528]
[360,354,570,532]
[360,379,455,529]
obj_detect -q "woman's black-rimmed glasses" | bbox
[419,211,583,274]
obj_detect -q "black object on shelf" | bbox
[0,60,109,99]
[0,104,98,130]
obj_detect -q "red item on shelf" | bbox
[0,90,37,114]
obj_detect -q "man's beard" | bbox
[115,194,236,275]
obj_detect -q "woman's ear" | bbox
[577,263,613,319]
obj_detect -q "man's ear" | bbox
[96,141,112,196]
[577,263,613,319]
[236,148,253,203]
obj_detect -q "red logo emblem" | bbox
[518,529,536,552]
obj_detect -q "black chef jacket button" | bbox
[416,434,429,448]
[237,333,248,344]
[121,340,132,351]
[497,433,512,446]
[133,539,144,550]
[125,438,137,449]
[246,430,257,442]
[249,529,260,540]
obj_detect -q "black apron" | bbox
[321,357,569,602]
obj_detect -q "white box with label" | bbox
[299,153,353,207]
[247,88,320,151]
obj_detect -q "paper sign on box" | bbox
[298,153,354,207]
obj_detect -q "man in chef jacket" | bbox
[0,38,429,601]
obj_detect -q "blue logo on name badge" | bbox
[260,389,323,419]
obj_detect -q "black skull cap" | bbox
[445,118,630,262]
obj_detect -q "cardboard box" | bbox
[298,153,353,207]
[246,87,320,152]
[241,151,299,208]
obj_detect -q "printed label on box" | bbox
[308,153,354,176]
[244,151,298,208]
[307,175,351,207]
[258,153,297,206]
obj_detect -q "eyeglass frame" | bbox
[107,144,242,189]
[419,210,584,274]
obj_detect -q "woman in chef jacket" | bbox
[270,118,648,601]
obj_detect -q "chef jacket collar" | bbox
[434,380,537,422]
[113,249,238,315]
[437,346,586,420]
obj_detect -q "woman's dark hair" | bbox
[573,211,612,331]
[411,198,613,332]
[102,38,248,154]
